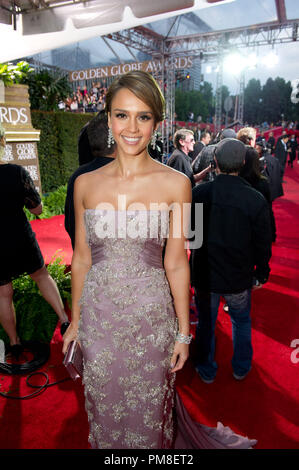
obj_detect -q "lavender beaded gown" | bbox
[78,209,257,450]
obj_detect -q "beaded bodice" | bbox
[84,209,170,274]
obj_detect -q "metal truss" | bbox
[105,19,299,151]
[163,20,299,60]
[237,71,245,126]
[105,26,163,56]
[214,48,223,136]
[163,57,176,160]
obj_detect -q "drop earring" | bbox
[107,128,115,148]
[151,131,157,150]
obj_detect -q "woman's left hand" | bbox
[170,342,189,373]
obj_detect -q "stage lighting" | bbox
[248,53,257,69]
[262,51,279,68]
[223,53,246,75]
[206,65,212,73]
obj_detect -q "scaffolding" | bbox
[214,47,223,136]
[22,15,299,155]
[104,18,299,154]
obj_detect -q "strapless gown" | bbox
[78,209,257,449]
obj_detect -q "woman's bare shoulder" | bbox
[151,160,191,202]
[75,161,114,185]
[153,159,191,186]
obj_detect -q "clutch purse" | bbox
[63,340,83,380]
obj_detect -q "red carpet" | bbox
[0,163,298,449]
[30,215,72,267]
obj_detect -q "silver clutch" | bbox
[63,340,83,380]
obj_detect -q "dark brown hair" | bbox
[105,71,165,125]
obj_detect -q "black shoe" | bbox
[60,321,70,336]
[7,343,24,360]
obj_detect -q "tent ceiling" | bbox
[0,0,298,67]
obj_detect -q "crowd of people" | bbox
[165,123,294,381]
[0,70,297,450]
[61,82,108,113]
[167,123,298,180]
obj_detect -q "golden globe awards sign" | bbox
[0,84,42,193]
[69,57,193,82]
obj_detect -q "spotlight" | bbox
[206,65,212,73]
[262,51,279,68]
[223,53,246,75]
[248,53,257,69]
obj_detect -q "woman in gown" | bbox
[62,71,256,450]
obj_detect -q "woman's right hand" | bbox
[62,322,79,355]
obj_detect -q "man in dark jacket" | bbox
[167,129,196,187]
[266,131,276,154]
[167,129,212,187]
[256,142,283,201]
[190,138,272,383]
[192,144,217,182]
[189,130,211,162]
[274,134,289,180]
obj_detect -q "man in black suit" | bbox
[256,142,283,201]
[167,129,196,187]
[266,131,276,154]
[189,130,211,162]
[274,134,289,181]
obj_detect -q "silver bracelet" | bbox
[176,332,192,344]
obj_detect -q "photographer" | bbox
[256,140,268,157]
[192,144,217,183]
[256,141,283,201]
[211,127,237,145]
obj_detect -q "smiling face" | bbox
[108,87,157,157]
[180,133,195,155]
